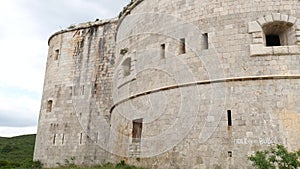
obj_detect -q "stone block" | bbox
[264,15,273,23]
[272,13,281,21]
[273,46,289,55]
[253,38,263,44]
[295,20,300,30]
[257,17,266,26]
[288,46,300,54]
[288,16,297,24]
[250,44,273,56]
[252,32,263,38]
[281,14,289,22]
[248,21,261,33]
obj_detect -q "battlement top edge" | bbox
[48,17,118,45]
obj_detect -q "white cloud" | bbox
[0,89,40,127]
[0,0,130,137]
[0,126,37,137]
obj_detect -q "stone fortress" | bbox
[34,0,300,168]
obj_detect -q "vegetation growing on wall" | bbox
[49,160,147,169]
[0,134,146,169]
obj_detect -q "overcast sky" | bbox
[0,0,130,137]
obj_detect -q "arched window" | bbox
[122,57,131,76]
[47,100,53,112]
[54,49,59,60]
[248,13,300,56]
[263,21,295,46]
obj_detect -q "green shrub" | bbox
[0,160,8,166]
[248,144,300,169]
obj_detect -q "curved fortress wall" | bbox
[34,19,117,166]
[34,0,300,168]
[111,0,300,168]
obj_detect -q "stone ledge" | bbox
[110,74,300,115]
[250,44,300,56]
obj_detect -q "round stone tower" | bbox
[110,0,300,168]
[34,19,118,167]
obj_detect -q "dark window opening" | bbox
[161,44,165,59]
[203,33,208,49]
[266,35,281,46]
[227,110,232,126]
[47,100,53,112]
[69,86,73,97]
[54,49,59,60]
[62,134,65,144]
[179,38,186,54]
[228,151,232,157]
[80,133,83,144]
[120,48,128,55]
[132,119,143,143]
[262,21,295,46]
[53,134,56,144]
[93,83,97,95]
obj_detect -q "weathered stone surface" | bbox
[248,21,261,33]
[34,0,300,169]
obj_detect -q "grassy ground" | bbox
[0,135,147,169]
[0,134,39,168]
[47,161,147,169]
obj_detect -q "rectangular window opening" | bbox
[53,134,56,144]
[47,100,53,112]
[203,33,208,49]
[160,44,166,59]
[228,151,232,157]
[54,49,59,60]
[227,110,232,126]
[69,86,73,97]
[93,83,97,95]
[79,133,83,144]
[180,38,186,54]
[62,134,65,144]
[132,119,143,143]
[266,35,281,46]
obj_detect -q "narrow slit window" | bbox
[53,134,56,144]
[47,100,53,112]
[160,44,165,59]
[203,33,208,49]
[54,49,59,60]
[179,38,186,54]
[132,119,143,143]
[69,86,73,97]
[80,133,83,144]
[62,134,65,144]
[266,35,280,46]
[93,83,97,95]
[227,110,232,126]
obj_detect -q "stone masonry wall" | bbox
[111,0,300,168]
[34,19,117,167]
[35,0,300,168]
